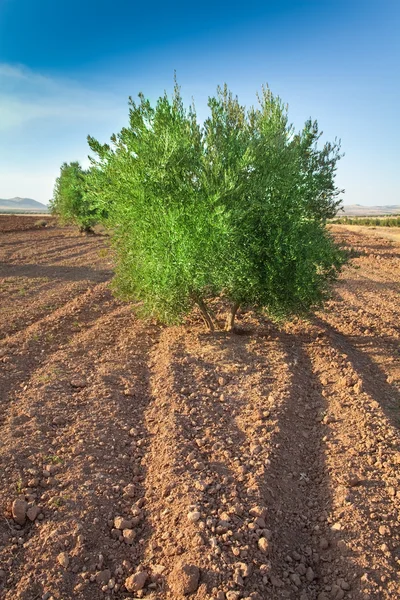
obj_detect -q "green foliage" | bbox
[87,82,346,329]
[50,161,99,232]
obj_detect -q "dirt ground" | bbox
[0,215,56,234]
[0,217,399,600]
[331,224,400,245]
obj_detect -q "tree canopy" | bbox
[86,82,345,330]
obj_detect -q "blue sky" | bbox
[0,0,398,205]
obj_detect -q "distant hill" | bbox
[340,204,400,216]
[0,197,49,212]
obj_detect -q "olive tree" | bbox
[50,161,99,233]
[87,82,345,330]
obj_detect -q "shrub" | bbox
[87,82,345,330]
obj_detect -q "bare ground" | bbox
[0,219,399,600]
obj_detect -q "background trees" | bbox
[50,161,100,233]
[85,82,345,330]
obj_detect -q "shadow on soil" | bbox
[0,262,113,282]
[314,317,400,429]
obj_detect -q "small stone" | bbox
[114,516,132,530]
[379,525,389,536]
[258,537,269,553]
[123,484,136,498]
[57,552,69,568]
[170,562,200,595]
[26,505,40,522]
[0,569,6,580]
[290,573,301,587]
[52,416,66,426]
[12,498,27,525]
[331,522,342,531]
[236,562,252,577]
[70,377,87,388]
[226,592,241,600]
[187,511,201,523]
[340,580,350,591]
[249,506,267,519]
[125,571,148,592]
[123,529,136,544]
[96,569,111,584]
[306,567,315,582]
[270,575,283,587]
[320,538,329,550]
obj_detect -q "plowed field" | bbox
[0,217,399,600]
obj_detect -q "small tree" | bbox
[87,82,345,330]
[50,161,98,233]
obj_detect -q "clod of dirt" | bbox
[57,552,69,569]
[70,377,87,388]
[122,528,136,544]
[187,510,201,523]
[170,562,200,596]
[11,498,27,525]
[114,516,132,529]
[96,569,111,584]
[123,483,136,497]
[26,505,40,522]
[125,570,148,592]
[257,537,270,553]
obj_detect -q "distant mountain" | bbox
[340,204,400,216]
[0,197,49,212]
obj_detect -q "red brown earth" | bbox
[0,216,399,600]
[0,215,56,234]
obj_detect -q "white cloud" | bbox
[0,63,125,131]
[0,63,128,202]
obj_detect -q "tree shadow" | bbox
[313,316,400,429]
[0,262,113,283]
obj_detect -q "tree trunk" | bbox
[225,302,240,331]
[196,298,215,331]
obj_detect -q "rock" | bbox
[123,484,135,498]
[270,575,283,587]
[250,443,261,455]
[320,537,329,550]
[170,562,200,595]
[57,552,69,568]
[330,584,345,599]
[96,569,111,584]
[114,516,132,530]
[306,567,315,582]
[52,416,66,426]
[331,522,342,531]
[296,563,306,575]
[70,377,87,388]
[152,564,166,576]
[123,529,136,544]
[258,537,269,553]
[12,498,27,525]
[379,525,390,535]
[249,506,267,519]
[0,569,6,580]
[187,511,201,523]
[226,592,241,600]
[26,505,40,522]
[236,562,252,577]
[125,571,148,592]
[290,573,301,587]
